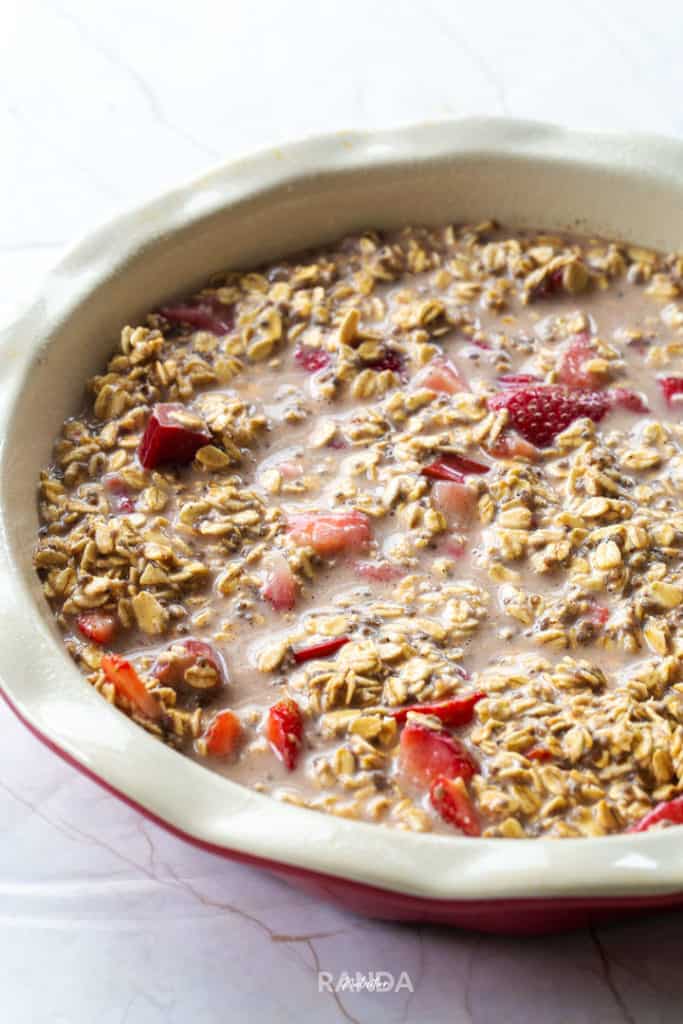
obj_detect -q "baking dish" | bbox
[4,117,683,934]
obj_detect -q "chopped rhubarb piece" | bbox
[557,333,602,389]
[153,639,226,698]
[354,560,404,582]
[430,480,476,524]
[489,432,539,461]
[430,775,480,836]
[293,636,350,664]
[399,722,478,786]
[202,710,243,758]
[422,454,489,481]
[138,403,211,470]
[391,691,485,726]
[101,653,161,721]
[288,509,371,556]
[629,796,683,833]
[159,297,233,335]
[415,356,465,394]
[497,373,542,388]
[610,387,649,414]
[488,385,611,447]
[77,611,117,645]
[266,698,303,770]
[103,473,135,514]
[658,377,683,407]
[526,746,553,762]
[262,553,298,611]
[294,345,331,372]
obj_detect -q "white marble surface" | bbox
[4,1,683,1020]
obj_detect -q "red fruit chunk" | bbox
[203,710,243,758]
[288,509,371,556]
[159,297,233,335]
[354,560,404,583]
[103,473,136,514]
[629,796,683,833]
[444,538,466,559]
[294,345,331,373]
[293,636,350,664]
[138,403,211,470]
[366,349,405,375]
[101,654,161,721]
[266,698,303,770]
[391,691,485,726]
[557,333,601,390]
[488,385,611,448]
[587,603,609,628]
[262,553,298,611]
[489,433,539,461]
[399,722,477,786]
[430,775,480,836]
[526,746,553,763]
[422,454,489,481]
[431,480,476,524]
[153,639,226,697]
[77,611,117,645]
[658,377,683,407]
[610,388,649,414]
[415,356,465,394]
[497,373,542,388]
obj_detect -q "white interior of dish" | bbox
[3,118,683,901]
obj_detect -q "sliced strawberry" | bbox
[431,480,477,524]
[399,722,478,786]
[658,377,683,407]
[415,356,465,394]
[353,560,404,583]
[101,654,161,721]
[497,372,542,388]
[153,639,226,698]
[293,636,350,663]
[610,388,649,414]
[202,709,243,758]
[262,553,298,611]
[294,345,331,372]
[288,509,371,556]
[526,746,553,762]
[422,454,489,481]
[103,473,136,514]
[557,333,602,389]
[430,775,480,836]
[159,297,233,335]
[138,403,211,470]
[488,385,611,447]
[629,796,683,833]
[266,698,304,770]
[77,611,117,645]
[489,433,539,461]
[391,691,485,726]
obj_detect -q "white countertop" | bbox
[4,2,683,1020]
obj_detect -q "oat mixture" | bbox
[34,222,683,838]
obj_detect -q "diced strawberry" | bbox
[153,639,226,698]
[159,297,233,335]
[293,636,350,664]
[288,509,372,556]
[526,746,553,762]
[391,691,485,726]
[497,373,542,388]
[488,385,611,447]
[557,333,602,389]
[262,553,298,611]
[489,433,539,461]
[415,356,465,394]
[444,538,466,559]
[138,403,211,470]
[353,560,404,582]
[471,337,492,350]
[586,603,609,628]
[294,345,331,372]
[103,473,136,514]
[430,775,480,836]
[266,698,304,770]
[77,611,117,645]
[202,709,243,758]
[629,796,683,833]
[658,377,683,407]
[610,387,649,414]
[421,454,489,481]
[101,654,161,721]
[399,722,478,786]
[431,480,477,524]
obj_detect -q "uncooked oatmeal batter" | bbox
[34,222,683,837]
